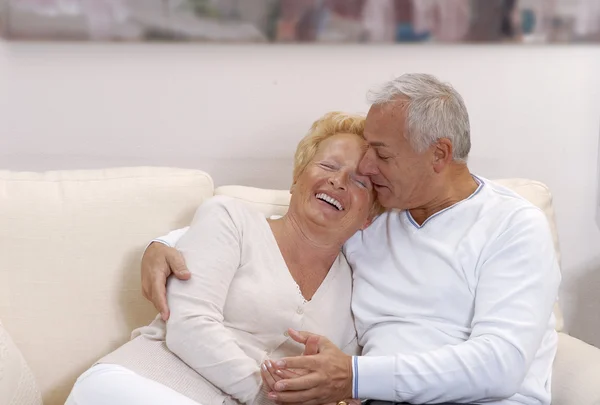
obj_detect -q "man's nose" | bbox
[359,149,378,176]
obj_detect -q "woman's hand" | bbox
[261,360,306,393]
[261,332,320,392]
[141,242,190,321]
[265,329,353,405]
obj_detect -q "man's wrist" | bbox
[151,239,171,247]
[351,356,359,399]
[344,354,354,400]
[143,239,171,254]
[353,356,395,401]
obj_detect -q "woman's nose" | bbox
[328,174,347,190]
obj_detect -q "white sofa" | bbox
[0,167,599,405]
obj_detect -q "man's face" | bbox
[359,103,435,210]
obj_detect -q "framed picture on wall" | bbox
[1,0,599,44]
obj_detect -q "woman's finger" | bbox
[275,368,303,379]
[261,361,279,390]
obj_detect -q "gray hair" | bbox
[367,73,471,162]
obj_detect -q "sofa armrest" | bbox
[552,332,600,405]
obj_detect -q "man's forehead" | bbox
[366,103,405,135]
[368,99,406,117]
[364,122,390,147]
[365,116,399,148]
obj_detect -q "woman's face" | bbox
[290,133,375,237]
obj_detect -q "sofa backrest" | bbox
[0,167,214,405]
[0,168,563,405]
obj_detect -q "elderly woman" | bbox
[64,111,381,405]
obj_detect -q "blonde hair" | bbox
[293,111,365,181]
[293,111,384,218]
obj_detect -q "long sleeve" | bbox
[342,336,361,356]
[353,207,561,404]
[165,197,262,404]
[150,226,189,248]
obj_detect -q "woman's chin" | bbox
[308,209,344,228]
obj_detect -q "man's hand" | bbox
[266,329,353,405]
[141,242,190,321]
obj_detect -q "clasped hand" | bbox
[260,328,355,405]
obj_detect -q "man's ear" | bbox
[433,138,453,173]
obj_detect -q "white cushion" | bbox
[214,185,291,217]
[551,333,600,405]
[0,167,214,405]
[0,321,43,405]
[215,178,565,331]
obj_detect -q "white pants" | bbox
[65,363,202,405]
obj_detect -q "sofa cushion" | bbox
[0,321,43,405]
[215,178,564,331]
[0,167,214,405]
[214,185,291,217]
[493,178,564,331]
[551,333,600,405]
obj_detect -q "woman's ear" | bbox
[360,216,374,230]
[290,175,300,194]
[361,204,386,229]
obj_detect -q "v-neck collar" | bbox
[405,175,484,229]
[261,216,340,303]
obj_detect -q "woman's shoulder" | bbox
[198,194,247,212]
[193,195,264,228]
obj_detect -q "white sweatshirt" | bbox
[345,176,560,404]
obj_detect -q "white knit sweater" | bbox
[100,196,359,405]
[0,321,43,405]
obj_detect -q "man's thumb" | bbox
[166,250,190,279]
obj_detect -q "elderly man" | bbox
[141,73,560,405]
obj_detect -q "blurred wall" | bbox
[0,41,599,347]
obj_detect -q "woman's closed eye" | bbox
[320,162,337,170]
[353,176,371,189]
